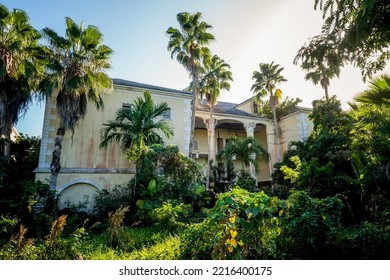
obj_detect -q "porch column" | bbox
[265,123,275,173]
[244,122,257,181]
[204,118,218,163]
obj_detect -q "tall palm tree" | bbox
[166,12,214,155]
[99,91,173,193]
[198,54,233,190]
[294,34,343,101]
[251,62,287,162]
[0,5,43,156]
[38,17,113,190]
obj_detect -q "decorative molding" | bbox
[38,98,53,168]
[34,167,135,174]
[244,122,256,135]
[57,179,104,194]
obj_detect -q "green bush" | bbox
[180,187,287,260]
[236,170,257,192]
[93,184,134,224]
[277,191,343,259]
[151,200,192,229]
[332,222,390,259]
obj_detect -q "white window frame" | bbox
[192,139,199,151]
[162,108,171,120]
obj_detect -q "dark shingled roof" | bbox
[112,78,191,96]
[197,101,254,117]
[112,79,263,118]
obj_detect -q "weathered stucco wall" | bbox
[279,110,313,155]
[36,82,192,204]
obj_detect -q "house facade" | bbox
[35,78,312,209]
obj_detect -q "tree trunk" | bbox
[205,105,215,190]
[2,124,12,157]
[189,74,198,156]
[49,127,65,191]
[270,95,281,162]
[324,84,329,102]
[3,134,11,157]
[0,100,12,157]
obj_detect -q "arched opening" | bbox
[58,182,101,212]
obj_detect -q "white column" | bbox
[244,122,257,181]
[265,123,275,174]
[204,118,218,163]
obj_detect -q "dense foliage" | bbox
[273,90,390,226]
[0,135,57,241]
[297,0,390,81]
[1,5,389,260]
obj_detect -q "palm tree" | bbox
[251,62,287,162]
[198,54,233,190]
[0,5,43,156]
[221,136,269,176]
[353,74,390,135]
[38,17,113,190]
[166,12,214,154]
[354,74,390,107]
[294,34,343,101]
[99,91,173,193]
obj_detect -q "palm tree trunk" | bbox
[49,126,65,191]
[1,123,12,157]
[324,84,329,102]
[189,74,197,155]
[271,98,281,163]
[0,100,11,157]
[205,104,214,190]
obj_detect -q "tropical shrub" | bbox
[180,187,288,259]
[236,170,257,192]
[332,222,390,259]
[93,184,134,224]
[278,191,343,259]
[150,200,192,229]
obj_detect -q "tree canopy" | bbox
[298,0,390,81]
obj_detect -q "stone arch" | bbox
[58,180,103,212]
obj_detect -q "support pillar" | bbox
[204,118,218,190]
[244,122,257,181]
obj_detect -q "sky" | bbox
[4,0,388,137]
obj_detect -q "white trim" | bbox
[57,179,104,194]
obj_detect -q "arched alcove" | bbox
[58,181,102,212]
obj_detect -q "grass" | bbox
[79,225,185,260]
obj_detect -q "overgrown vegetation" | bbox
[1,3,389,260]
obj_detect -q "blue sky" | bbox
[3,0,386,137]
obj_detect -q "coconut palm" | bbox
[251,62,287,162]
[166,12,214,154]
[99,91,173,192]
[198,54,233,189]
[38,17,113,190]
[0,5,43,156]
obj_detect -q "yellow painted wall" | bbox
[236,101,252,114]
[279,111,312,155]
[37,83,191,196]
[58,87,190,169]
